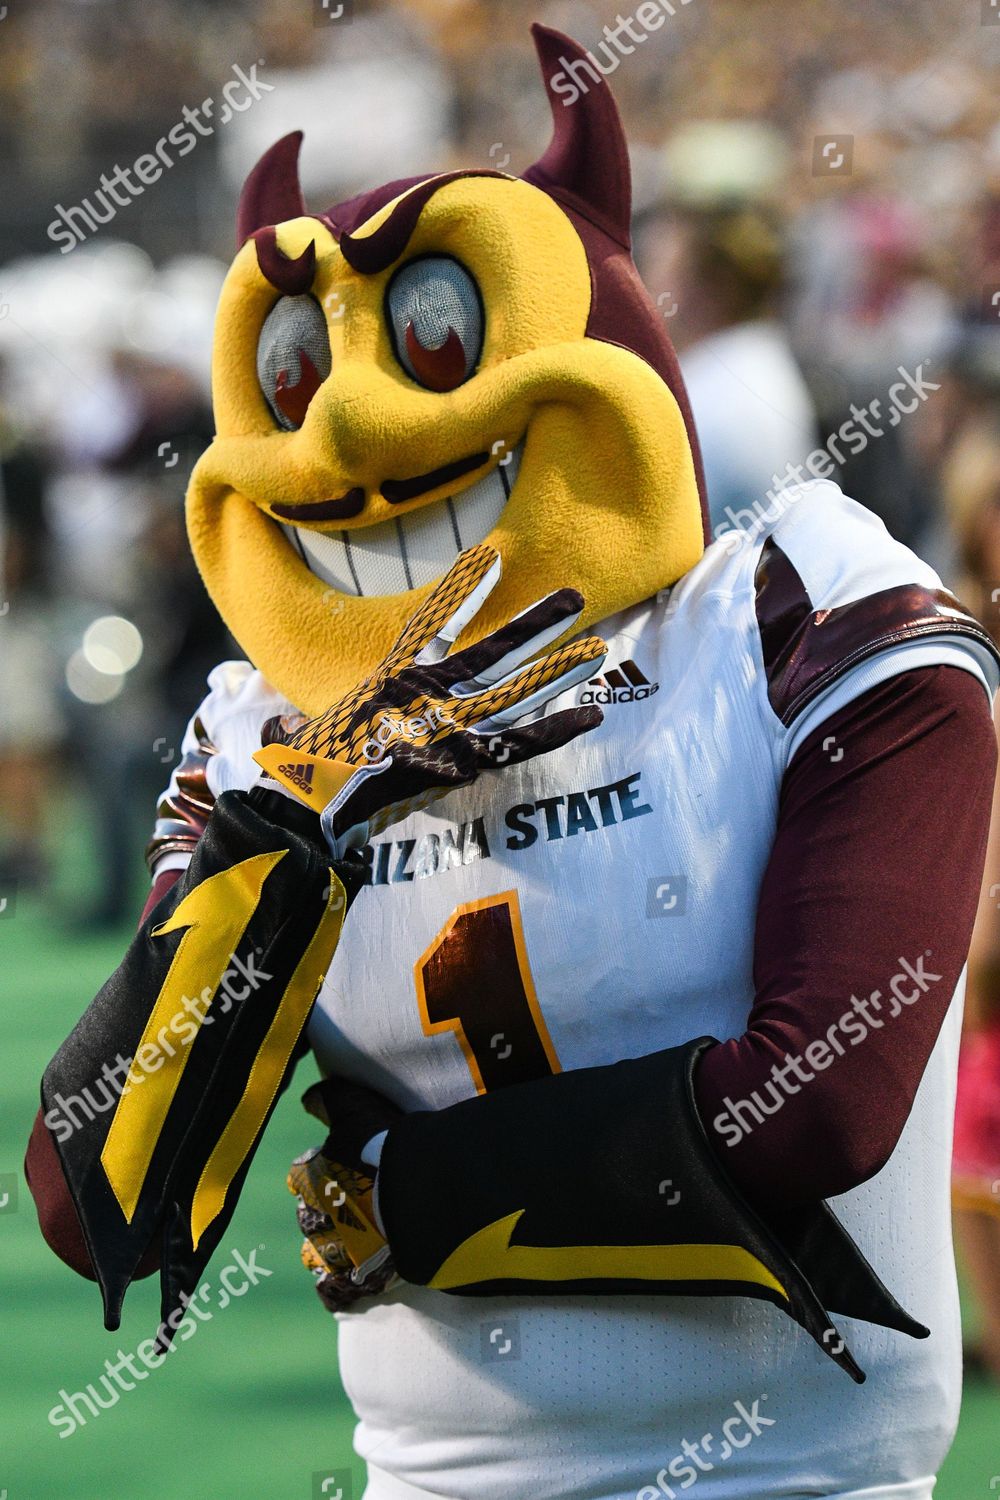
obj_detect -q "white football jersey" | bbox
[158,483,997,1500]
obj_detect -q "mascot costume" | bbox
[26,25,1000,1500]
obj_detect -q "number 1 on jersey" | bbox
[415,891,560,1094]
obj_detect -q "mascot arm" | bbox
[32,785,362,1345]
[376,1036,924,1383]
[328,664,994,1382]
[25,869,183,1283]
[694,662,995,1204]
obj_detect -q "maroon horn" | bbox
[237,131,307,247]
[522,24,632,250]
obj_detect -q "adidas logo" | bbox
[581,658,659,705]
[277,761,316,795]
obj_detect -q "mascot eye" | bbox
[386,256,483,392]
[256,295,331,431]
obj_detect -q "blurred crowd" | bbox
[2,0,1000,905]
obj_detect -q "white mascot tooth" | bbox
[284,522,358,594]
[453,441,520,554]
[394,494,465,588]
[286,441,523,598]
[343,518,411,596]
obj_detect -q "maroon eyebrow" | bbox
[333,169,506,276]
[252,227,316,294]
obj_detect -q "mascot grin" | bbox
[187,24,706,714]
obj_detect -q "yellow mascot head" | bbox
[187,23,707,715]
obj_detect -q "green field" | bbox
[2,834,998,1499]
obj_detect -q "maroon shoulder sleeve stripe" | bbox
[754,538,997,726]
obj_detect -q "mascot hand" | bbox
[288,1076,403,1313]
[288,1150,396,1313]
[255,543,605,854]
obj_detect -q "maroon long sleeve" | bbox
[24,865,182,1279]
[694,663,997,1207]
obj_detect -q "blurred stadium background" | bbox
[2,0,1000,1494]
